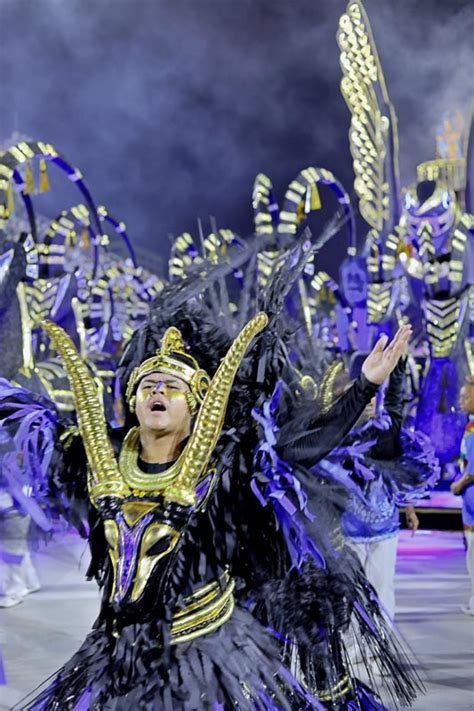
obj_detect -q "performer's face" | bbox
[135,371,192,437]
[460,384,474,415]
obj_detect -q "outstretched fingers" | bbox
[372,334,389,353]
[384,325,412,362]
[362,325,412,384]
[385,325,411,350]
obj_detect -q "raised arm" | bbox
[382,356,406,429]
[369,355,407,460]
[277,325,412,467]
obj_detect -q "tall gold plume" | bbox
[165,312,268,506]
[42,320,129,504]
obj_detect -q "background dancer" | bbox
[450,376,474,616]
[318,357,438,625]
[0,430,41,609]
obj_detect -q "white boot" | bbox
[0,560,25,607]
[461,596,474,616]
[21,551,41,595]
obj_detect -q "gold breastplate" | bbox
[103,447,219,606]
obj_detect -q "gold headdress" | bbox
[125,326,211,412]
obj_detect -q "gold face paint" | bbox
[125,327,211,407]
[135,384,188,402]
[135,373,197,419]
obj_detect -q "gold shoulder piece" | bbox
[165,312,268,506]
[320,361,345,412]
[42,320,129,504]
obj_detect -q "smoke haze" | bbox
[0,0,472,275]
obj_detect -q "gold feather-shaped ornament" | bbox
[42,320,129,504]
[337,0,400,235]
[165,311,268,506]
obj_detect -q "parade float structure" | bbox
[0,137,164,418]
[336,0,474,464]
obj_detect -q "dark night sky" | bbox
[0,0,472,276]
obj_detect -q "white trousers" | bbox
[348,534,398,623]
[0,513,40,601]
[465,530,474,612]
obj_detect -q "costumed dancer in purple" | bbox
[0,426,42,610]
[450,376,474,616]
[306,355,439,635]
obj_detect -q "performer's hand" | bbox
[450,479,464,496]
[405,506,419,537]
[361,325,412,385]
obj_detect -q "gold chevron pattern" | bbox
[252,173,276,236]
[252,173,283,287]
[24,279,61,326]
[168,232,202,280]
[203,229,241,265]
[424,296,464,358]
[277,167,323,236]
[406,212,472,295]
[380,225,404,278]
[337,1,399,233]
[252,167,330,290]
[256,249,286,289]
[367,282,393,323]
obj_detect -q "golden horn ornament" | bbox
[165,312,268,507]
[42,320,129,504]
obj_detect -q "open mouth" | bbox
[150,401,166,413]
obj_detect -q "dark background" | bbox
[0,0,472,275]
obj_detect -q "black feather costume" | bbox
[1,245,423,710]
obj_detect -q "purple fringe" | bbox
[252,383,326,572]
[0,378,60,530]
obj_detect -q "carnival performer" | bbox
[0,507,41,608]
[0,431,41,609]
[0,254,420,709]
[314,357,438,626]
[450,376,474,616]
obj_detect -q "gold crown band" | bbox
[125,357,199,401]
[125,326,210,405]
